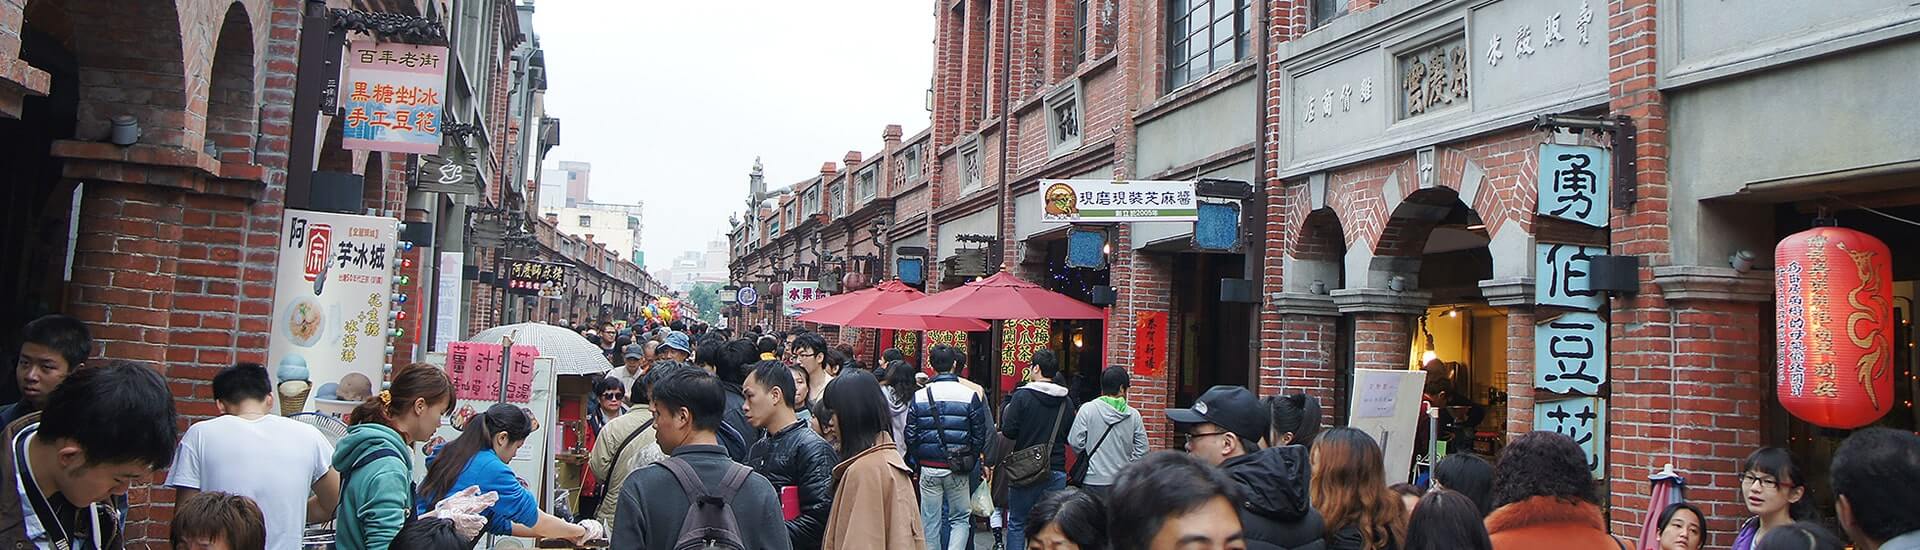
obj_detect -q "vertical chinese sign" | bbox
[1135,311,1168,377]
[1532,144,1612,479]
[342,41,448,154]
[925,330,969,376]
[268,210,400,419]
[999,320,1051,392]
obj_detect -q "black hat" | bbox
[1166,385,1269,442]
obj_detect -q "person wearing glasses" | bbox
[1731,448,1816,549]
[791,334,834,406]
[578,377,629,517]
[1168,385,1325,550]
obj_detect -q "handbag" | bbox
[921,388,979,473]
[1066,414,1124,487]
[1001,400,1069,488]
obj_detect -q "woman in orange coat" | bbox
[817,370,926,550]
[1485,431,1628,550]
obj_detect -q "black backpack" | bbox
[659,456,752,550]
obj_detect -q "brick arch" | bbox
[204,1,256,163]
[1294,208,1347,263]
[1374,186,1478,259]
[14,0,192,145]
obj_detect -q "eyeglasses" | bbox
[601,392,624,401]
[792,351,819,359]
[1181,430,1232,447]
[1742,474,1792,490]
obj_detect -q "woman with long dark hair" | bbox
[1403,489,1492,550]
[1732,448,1816,549]
[334,364,454,550]
[881,360,918,448]
[818,370,926,549]
[1431,453,1495,517]
[414,404,598,541]
[1266,392,1323,448]
[1311,427,1408,550]
[1655,502,1707,550]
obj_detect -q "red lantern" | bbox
[1775,226,1895,429]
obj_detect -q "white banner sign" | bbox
[783,281,826,318]
[1039,179,1198,223]
[268,209,400,421]
[433,251,463,352]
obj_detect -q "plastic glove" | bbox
[433,486,499,516]
[575,519,607,545]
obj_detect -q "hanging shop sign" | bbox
[999,320,1052,392]
[736,286,760,307]
[1536,144,1612,227]
[1535,243,1607,311]
[888,330,921,367]
[507,260,567,298]
[1775,226,1894,429]
[416,143,479,195]
[1040,179,1198,223]
[925,330,969,362]
[783,281,825,317]
[1535,396,1608,479]
[342,40,449,154]
[445,341,538,403]
[1533,311,1608,397]
[1134,311,1169,377]
[268,209,401,420]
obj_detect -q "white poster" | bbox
[268,209,400,422]
[1346,369,1430,484]
[434,251,464,352]
[783,281,826,317]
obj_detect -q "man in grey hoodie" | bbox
[1066,366,1147,498]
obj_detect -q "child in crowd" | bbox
[169,492,267,550]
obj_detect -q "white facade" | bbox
[542,201,645,265]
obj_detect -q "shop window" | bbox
[1072,0,1090,65]
[577,215,591,227]
[1165,0,1251,90]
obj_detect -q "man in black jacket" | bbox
[998,349,1072,550]
[1168,385,1326,550]
[743,360,837,550]
[612,364,790,550]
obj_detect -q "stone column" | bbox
[1333,288,1431,373]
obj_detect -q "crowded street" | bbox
[0,0,1918,549]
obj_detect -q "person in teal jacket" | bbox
[332,364,454,550]
[414,403,597,541]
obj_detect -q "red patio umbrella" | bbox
[878,271,1106,320]
[797,280,990,331]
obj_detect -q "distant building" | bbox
[542,201,644,266]
[538,169,566,211]
[555,160,591,207]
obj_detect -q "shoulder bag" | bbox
[1001,399,1069,488]
[1066,414,1124,487]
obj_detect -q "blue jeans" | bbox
[918,468,972,550]
[1005,471,1067,550]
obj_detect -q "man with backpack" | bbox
[906,345,990,550]
[998,349,1073,550]
[612,363,789,550]
[587,371,666,526]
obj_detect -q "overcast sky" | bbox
[535,1,936,272]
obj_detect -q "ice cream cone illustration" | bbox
[279,380,311,415]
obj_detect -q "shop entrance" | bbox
[1172,252,1252,405]
[1766,200,1920,522]
[0,25,80,403]
[1382,187,1506,455]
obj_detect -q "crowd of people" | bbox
[1,313,1920,550]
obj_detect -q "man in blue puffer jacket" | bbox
[906,345,989,550]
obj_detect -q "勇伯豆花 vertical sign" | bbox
[268,210,400,420]
[1535,396,1607,479]
[342,41,448,155]
[1535,243,1607,311]
[1533,311,1607,396]
[1536,144,1611,227]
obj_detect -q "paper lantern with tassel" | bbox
[1775,226,1895,429]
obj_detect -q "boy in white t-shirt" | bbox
[167,364,340,550]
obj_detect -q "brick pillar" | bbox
[1335,289,1428,373]
[1266,294,1342,412]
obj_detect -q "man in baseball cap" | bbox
[1167,385,1326,549]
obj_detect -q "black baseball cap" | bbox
[1167,385,1269,442]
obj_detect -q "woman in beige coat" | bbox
[818,370,926,550]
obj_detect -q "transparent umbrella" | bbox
[469,322,614,375]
